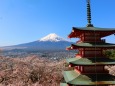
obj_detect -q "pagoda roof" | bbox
[73,27,115,31]
[68,27,115,38]
[60,83,68,86]
[63,70,115,85]
[66,57,115,65]
[67,42,115,49]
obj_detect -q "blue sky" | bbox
[0,0,115,46]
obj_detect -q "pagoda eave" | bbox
[63,70,115,85]
[72,27,115,32]
[69,62,115,66]
[60,83,68,86]
[66,57,115,66]
[66,43,115,50]
[68,27,115,38]
[66,46,115,50]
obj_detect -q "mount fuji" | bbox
[39,33,67,42]
[2,33,73,51]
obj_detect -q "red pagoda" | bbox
[60,0,115,86]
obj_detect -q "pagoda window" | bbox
[84,51,102,54]
[83,66,105,74]
[84,51,102,57]
[85,33,100,36]
[83,34,102,42]
[85,48,101,50]
[84,36,101,40]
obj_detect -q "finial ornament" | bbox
[86,0,93,27]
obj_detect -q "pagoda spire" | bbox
[86,0,93,27]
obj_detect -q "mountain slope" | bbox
[2,33,72,51]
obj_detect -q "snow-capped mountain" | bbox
[2,33,73,51]
[39,33,67,42]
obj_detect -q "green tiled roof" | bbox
[73,27,115,31]
[63,70,92,85]
[60,83,68,86]
[72,42,115,48]
[63,70,115,85]
[63,70,80,82]
[66,57,115,65]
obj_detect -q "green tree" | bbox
[103,49,115,59]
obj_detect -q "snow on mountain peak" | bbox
[39,33,67,42]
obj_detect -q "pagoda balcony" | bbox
[66,57,115,66]
[67,43,115,50]
[81,39,106,43]
[76,38,106,44]
[74,65,109,74]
